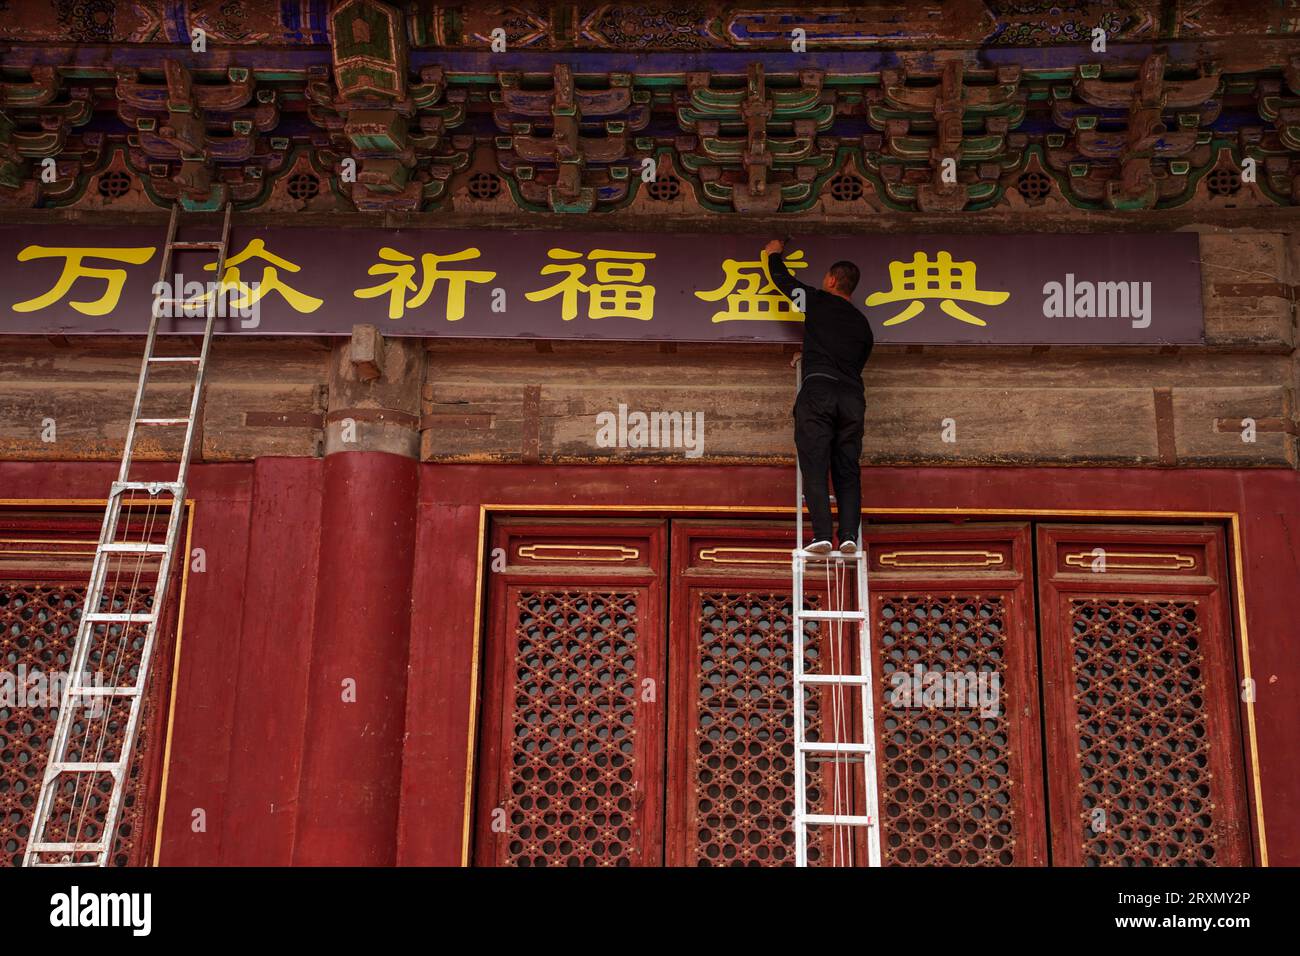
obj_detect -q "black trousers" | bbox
[794,375,865,543]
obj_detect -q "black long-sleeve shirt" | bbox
[768,252,873,386]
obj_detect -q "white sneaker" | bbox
[805,540,832,555]
[839,539,858,555]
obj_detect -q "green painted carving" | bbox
[331,0,407,100]
[493,64,647,213]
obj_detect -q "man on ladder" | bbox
[765,237,881,868]
[763,238,874,555]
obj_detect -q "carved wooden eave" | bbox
[0,1,1299,217]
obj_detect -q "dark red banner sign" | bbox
[0,226,1203,345]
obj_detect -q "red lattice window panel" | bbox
[1,584,162,867]
[1036,524,1252,867]
[1066,599,1227,865]
[490,589,647,866]
[688,591,840,866]
[875,594,1020,865]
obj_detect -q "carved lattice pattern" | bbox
[1205,168,1242,197]
[693,591,836,866]
[286,172,321,200]
[503,590,641,866]
[646,175,682,201]
[1016,170,1053,201]
[876,595,1017,866]
[96,171,132,199]
[468,171,503,200]
[829,174,864,202]
[0,584,158,867]
[1068,598,1218,866]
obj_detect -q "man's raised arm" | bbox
[763,238,812,305]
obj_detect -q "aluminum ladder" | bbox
[791,357,881,868]
[23,203,231,867]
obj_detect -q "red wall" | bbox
[2,458,1295,866]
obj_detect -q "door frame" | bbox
[463,503,1263,866]
[1034,523,1252,866]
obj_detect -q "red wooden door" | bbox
[1035,524,1252,865]
[665,520,848,866]
[863,522,1047,866]
[473,518,668,866]
[665,520,1048,866]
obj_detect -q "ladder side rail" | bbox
[793,356,803,550]
[88,204,225,864]
[175,203,230,485]
[118,205,181,485]
[792,553,808,867]
[857,552,882,867]
[90,206,228,864]
[104,496,185,831]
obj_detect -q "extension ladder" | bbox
[791,358,881,868]
[23,203,231,867]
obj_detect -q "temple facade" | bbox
[0,1,1296,867]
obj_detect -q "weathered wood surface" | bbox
[0,338,328,461]
[421,342,1295,467]
[1200,232,1294,350]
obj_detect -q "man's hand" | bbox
[763,238,785,256]
[789,351,802,369]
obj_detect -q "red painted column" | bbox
[292,450,417,864]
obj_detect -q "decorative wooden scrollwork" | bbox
[516,543,640,563]
[1064,551,1197,572]
[878,549,1006,569]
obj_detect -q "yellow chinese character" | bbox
[12,246,155,315]
[696,250,809,322]
[202,238,323,313]
[354,247,497,321]
[525,248,656,321]
[864,250,1009,326]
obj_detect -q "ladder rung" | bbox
[83,611,155,624]
[28,842,109,854]
[799,742,873,754]
[798,674,872,686]
[147,355,203,363]
[99,542,168,554]
[801,814,875,827]
[171,240,225,250]
[113,480,184,495]
[134,417,191,427]
[68,685,142,697]
[26,859,105,867]
[799,610,867,621]
[48,761,123,774]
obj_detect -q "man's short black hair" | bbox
[828,260,860,295]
